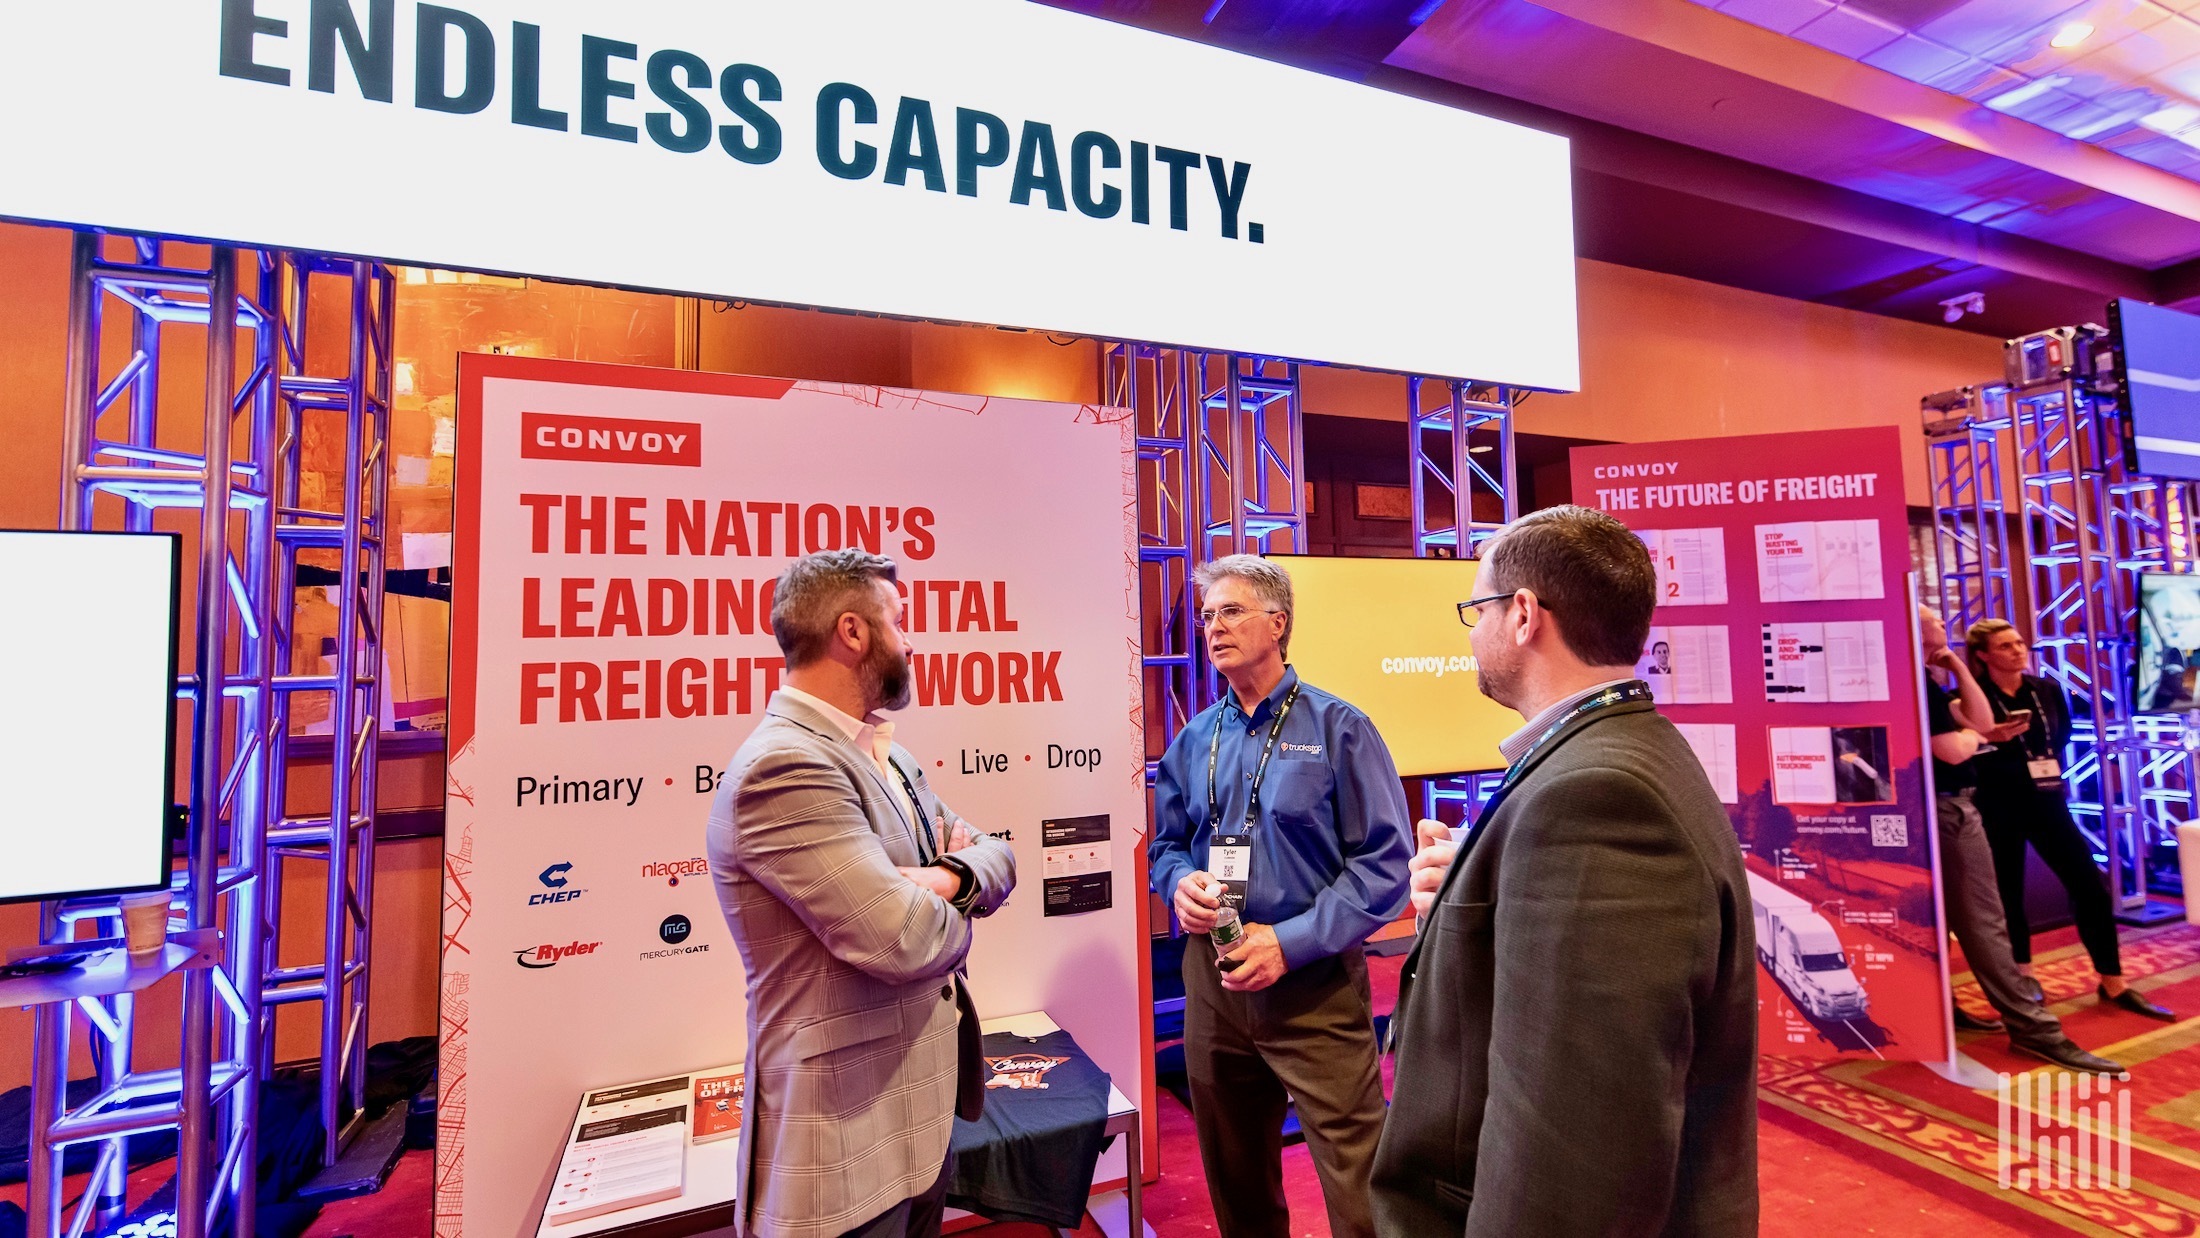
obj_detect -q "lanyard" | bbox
[1481,681,1655,815]
[1207,683,1303,831]
[1988,678,2049,760]
[886,756,940,862]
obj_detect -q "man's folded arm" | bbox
[734,747,970,985]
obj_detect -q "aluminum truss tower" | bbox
[1922,385,2017,634]
[1106,345,1307,780]
[30,236,397,1238]
[1924,356,2200,915]
[1409,378,1518,559]
[1409,379,1520,825]
[259,254,396,1165]
[36,233,278,1238]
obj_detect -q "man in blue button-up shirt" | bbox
[1150,554,1411,1238]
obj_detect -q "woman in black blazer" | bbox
[1966,618,2173,1020]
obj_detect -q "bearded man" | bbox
[706,550,1016,1238]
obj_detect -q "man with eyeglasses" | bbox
[1372,506,1759,1237]
[1148,554,1411,1238]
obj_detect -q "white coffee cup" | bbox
[118,891,171,957]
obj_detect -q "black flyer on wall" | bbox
[1041,814,1112,917]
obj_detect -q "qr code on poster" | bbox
[1870,815,1908,848]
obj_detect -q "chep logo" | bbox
[529,861,584,907]
[521,411,701,467]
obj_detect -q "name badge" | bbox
[2028,757,2063,784]
[1210,832,1252,909]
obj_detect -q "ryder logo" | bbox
[521,412,701,467]
[515,941,602,969]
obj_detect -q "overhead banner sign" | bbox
[1572,428,1952,1065]
[441,355,1146,1238]
[0,0,1578,388]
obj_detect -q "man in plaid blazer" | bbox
[708,551,1016,1238]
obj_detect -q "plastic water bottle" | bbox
[1210,901,1244,952]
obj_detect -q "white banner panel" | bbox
[442,355,1145,1238]
[0,1,1577,388]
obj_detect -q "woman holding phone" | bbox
[1966,618,2173,1020]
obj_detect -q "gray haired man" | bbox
[707,550,1015,1238]
[1150,554,1412,1238]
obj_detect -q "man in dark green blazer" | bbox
[1371,505,1759,1237]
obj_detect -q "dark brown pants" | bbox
[835,1150,951,1238]
[1181,935,1384,1238]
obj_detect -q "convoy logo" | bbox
[515,941,602,969]
[520,411,701,467]
[643,857,710,887]
[529,862,585,907]
[984,1053,1070,1090]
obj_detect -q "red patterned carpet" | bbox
[22,921,2200,1236]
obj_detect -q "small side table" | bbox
[977,1012,1145,1238]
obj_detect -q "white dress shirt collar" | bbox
[1497,678,1638,767]
[776,685,878,746]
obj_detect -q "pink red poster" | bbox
[1572,427,1949,1063]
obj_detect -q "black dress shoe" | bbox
[2010,1037,2125,1076]
[1952,1005,2004,1033]
[2101,984,2177,1022]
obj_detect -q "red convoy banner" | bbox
[1572,427,1951,1063]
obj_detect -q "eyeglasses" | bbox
[1457,591,1519,628]
[1198,604,1282,627]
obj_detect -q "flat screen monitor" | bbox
[0,530,180,904]
[2114,297,2200,482]
[1270,554,1516,776]
[2137,571,2200,715]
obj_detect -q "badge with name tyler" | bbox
[1211,833,1252,909]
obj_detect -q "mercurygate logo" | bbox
[1379,655,1479,678]
[521,411,701,467]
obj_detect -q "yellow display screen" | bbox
[1271,554,1513,777]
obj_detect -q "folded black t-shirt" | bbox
[946,1029,1113,1229]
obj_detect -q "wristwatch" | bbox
[935,855,978,912]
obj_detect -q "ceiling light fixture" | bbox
[1986,76,2070,112]
[1940,292,1986,325]
[2142,104,2200,149]
[2050,21,2094,49]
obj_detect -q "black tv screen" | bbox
[2115,297,2200,483]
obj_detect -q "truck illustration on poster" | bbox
[1573,427,1948,1063]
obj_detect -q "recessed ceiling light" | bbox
[1986,76,2069,112]
[2142,103,2200,145]
[2051,21,2094,49]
